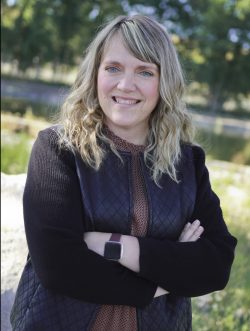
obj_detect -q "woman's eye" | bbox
[140,71,153,77]
[105,66,119,73]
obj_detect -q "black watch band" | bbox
[109,233,122,242]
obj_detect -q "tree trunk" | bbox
[33,57,41,80]
[207,82,225,113]
[52,60,59,81]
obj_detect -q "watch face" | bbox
[104,242,122,260]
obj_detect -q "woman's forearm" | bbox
[120,235,140,272]
[83,232,140,271]
[120,221,204,271]
[84,221,205,298]
[84,221,204,271]
[84,232,168,297]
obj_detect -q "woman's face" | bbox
[97,34,160,144]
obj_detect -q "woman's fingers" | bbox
[187,224,204,242]
[178,222,191,242]
[178,220,204,242]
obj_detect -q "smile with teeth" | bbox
[112,96,140,105]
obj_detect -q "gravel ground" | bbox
[1,173,27,331]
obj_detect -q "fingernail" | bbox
[194,220,200,225]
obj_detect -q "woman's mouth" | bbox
[112,96,141,105]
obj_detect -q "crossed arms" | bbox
[23,129,237,308]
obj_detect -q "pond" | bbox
[2,95,250,168]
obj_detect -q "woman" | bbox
[11,15,237,331]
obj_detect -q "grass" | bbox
[192,162,250,331]
[1,97,58,121]
[188,102,250,120]
[1,131,32,174]
[1,113,49,174]
[196,130,250,165]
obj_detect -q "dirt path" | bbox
[1,173,28,331]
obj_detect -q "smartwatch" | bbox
[104,233,123,261]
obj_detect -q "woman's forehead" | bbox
[101,33,158,68]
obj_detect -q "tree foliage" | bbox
[126,0,250,110]
[1,0,250,112]
[1,0,124,70]
[183,0,250,111]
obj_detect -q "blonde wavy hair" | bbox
[58,15,195,185]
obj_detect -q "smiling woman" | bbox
[11,15,237,331]
[97,34,160,145]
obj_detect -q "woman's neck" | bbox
[104,123,148,146]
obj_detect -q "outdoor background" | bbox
[1,1,250,330]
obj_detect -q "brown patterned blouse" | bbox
[91,129,149,331]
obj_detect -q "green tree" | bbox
[126,0,250,112]
[1,0,54,72]
[49,0,124,72]
[1,0,124,73]
[186,0,250,112]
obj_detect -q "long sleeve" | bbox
[138,145,237,297]
[23,127,156,308]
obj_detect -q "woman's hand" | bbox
[155,220,204,297]
[178,219,204,242]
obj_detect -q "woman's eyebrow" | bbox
[102,60,158,71]
[102,60,121,66]
[137,65,158,72]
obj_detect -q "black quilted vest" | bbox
[74,144,197,331]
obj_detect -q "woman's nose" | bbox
[117,73,136,92]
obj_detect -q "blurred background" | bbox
[1,1,250,330]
